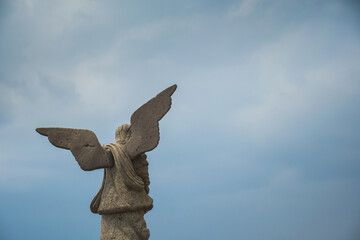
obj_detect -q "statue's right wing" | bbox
[36,128,113,171]
[124,84,177,159]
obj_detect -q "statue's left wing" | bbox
[124,84,177,159]
[36,128,113,171]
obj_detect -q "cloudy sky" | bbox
[0,0,359,239]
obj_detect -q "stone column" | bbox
[100,212,150,240]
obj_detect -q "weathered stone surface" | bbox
[90,140,153,215]
[36,128,113,171]
[125,84,177,159]
[36,85,177,240]
[100,212,150,240]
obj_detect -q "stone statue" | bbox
[36,85,177,240]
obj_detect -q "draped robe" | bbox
[90,142,153,240]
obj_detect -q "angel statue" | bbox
[36,84,177,240]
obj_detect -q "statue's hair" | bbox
[115,124,131,144]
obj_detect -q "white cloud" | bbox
[24,0,95,37]
[0,3,177,125]
[70,19,176,114]
[72,56,129,114]
[228,0,260,18]
[231,26,360,142]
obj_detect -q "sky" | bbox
[0,0,360,239]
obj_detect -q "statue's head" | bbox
[115,124,131,144]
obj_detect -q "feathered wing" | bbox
[124,84,177,159]
[36,128,113,171]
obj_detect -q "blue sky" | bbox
[0,0,360,239]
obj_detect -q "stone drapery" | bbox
[91,142,153,240]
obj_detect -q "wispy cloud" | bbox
[228,0,260,18]
[231,25,360,142]
[1,1,360,240]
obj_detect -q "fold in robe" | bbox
[91,142,153,215]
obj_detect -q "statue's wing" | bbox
[124,84,177,159]
[36,128,113,171]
